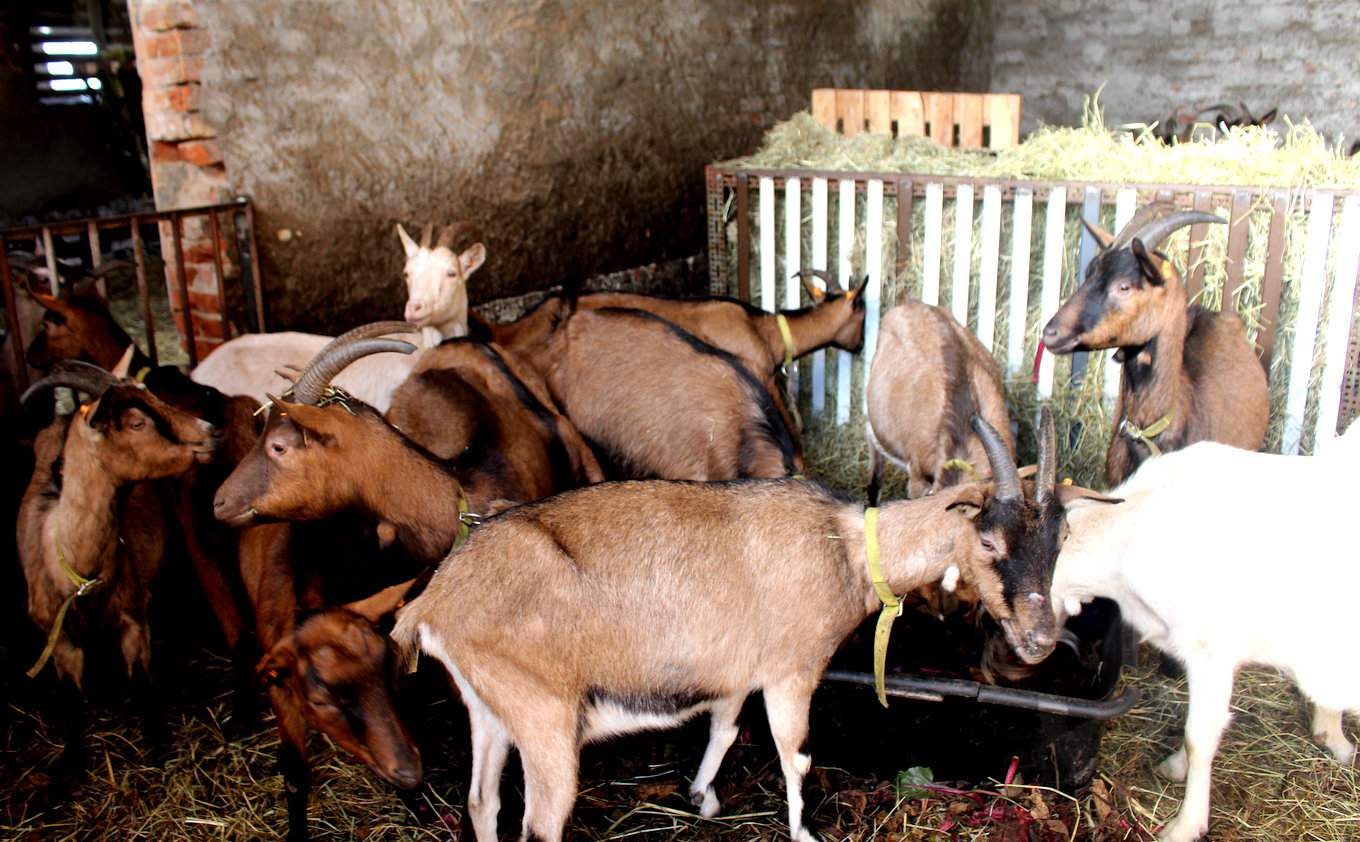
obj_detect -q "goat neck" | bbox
[754,296,864,370]
[45,420,126,583]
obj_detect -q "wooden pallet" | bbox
[811,89,1022,150]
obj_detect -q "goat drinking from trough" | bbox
[1041,202,1269,486]
[1050,431,1359,842]
[390,410,1098,842]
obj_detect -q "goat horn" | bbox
[1036,406,1057,504]
[419,223,433,249]
[1114,202,1225,250]
[291,321,418,405]
[21,360,120,405]
[972,414,1021,502]
[435,221,482,251]
[793,268,841,295]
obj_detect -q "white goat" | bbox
[1051,427,1360,842]
[190,223,485,411]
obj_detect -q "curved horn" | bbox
[435,221,482,251]
[1035,406,1057,504]
[1112,201,1225,251]
[972,414,1021,502]
[291,321,419,405]
[419,223,433,249]
[22,360,120,405]
[793,268,837,297]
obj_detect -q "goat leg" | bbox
[1157,658,1233,842]
[689,695,743,817]
[272,688,312,842]
[763,678,821,842]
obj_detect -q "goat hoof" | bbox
[1155,747,1187,782]
[1158,813,1207,842]
[689,785,721,818]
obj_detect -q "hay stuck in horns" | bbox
[719,95,1360,491]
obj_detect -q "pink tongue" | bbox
[1031,343,1045,384]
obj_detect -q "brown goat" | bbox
[866,300,1014,504]
[392,411,1096,842]
[503,306,802,480]
[17,363,219,765]
[1042,203,1269,486]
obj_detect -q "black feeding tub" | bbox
[813,597,1137,791]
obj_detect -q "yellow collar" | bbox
[940,458,977,480]
[27,538,101,679]
[133,366,151,383]
[775,313,795,369]
[1119,408,1174,457]
[864,507,902,708]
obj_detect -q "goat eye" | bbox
[1116,282,1132,295]
[127,417,146,431]
[980,535,997,553]
[270,442,288,457]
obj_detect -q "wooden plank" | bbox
[1072,188,1103,384]
[956,93,984,149]
[736,173,750,302]
[865,90,891,134]
[811,177,829,415]
[1314,195,1360,440]
[1223,190,1252,311]
[1007,188,1034,375]
[894,178,913,300]
[864,179,885,408]
[951,184,974,325]
[783,177,802,394]
[976,184,1002,351]
[836,89,865,137]
[1282,192,1335,453]
[758,177,776,312]
[1037,187,1067,399]
[811,88,837,131]
[924,93,954,147]
[1257,192,1288,367]
[986,94,1021,149]
[1186,191,1214,300]
[891,91,925,138]
[836,178,856,423]
[1105,189,1138,406]
[922,182,944,305]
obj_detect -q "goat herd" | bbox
[13,204,1357,842]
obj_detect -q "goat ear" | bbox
[940,483,987,520]
[346,580,410,625]
[257,643,296,689]
[396,224,418,258]
[794,270,828,302]
[849,274,869,298]
[111,345,136,379]
[1258,108,1277,126]
[273,400,338,443]
[1055,484,1123,508]
[457,243,487,279]
[1130,239,1167,286]
[1080,217,1115,250]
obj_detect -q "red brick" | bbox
[179,140,222,166]
[188,290,224,312]
[142,84,198,114]
[193,337,224,361]
[139,0,198,31]
[138,54,203,89]
[150,140,182,163]
[189,312,227,339]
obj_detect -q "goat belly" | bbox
[580,689,718,742]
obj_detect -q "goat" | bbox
[503,305,803,480]
[1041,202,1269,486]
[396,221,485,339]
[866,299,1013,504]
[1050,431,1359,842]
[390,411,1104,842]
[1154,102,1277,144]
[191,223,484,410]
[17,362,220,765]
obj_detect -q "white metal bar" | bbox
[1102,189,1139,406]
[1314,195,1360,444]
[1007,188,1034,375]
[922,183,944,306]
[836,179,855,424]
[1037,187,1067,399]
[1283,192,1336,454]
[758,176,775,313]
[951,183,974,325]
[784,177,802,395]
[976,185,1002,351]
[811,177,829,415]
[863,179,884,412]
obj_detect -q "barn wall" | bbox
[128,0,994,334]
[991,0,1360,143]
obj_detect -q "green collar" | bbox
[27,538,101,679]
[1119,408,1174,457]
[940,458,977,480]
[775,314,796,370]
[864,507,901,708]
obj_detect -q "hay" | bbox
[722,96,1360,489]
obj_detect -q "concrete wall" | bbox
[992,0,1360,143]
[130,0,993,334]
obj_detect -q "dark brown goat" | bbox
[17,363,220,764]
[1042,203,1269,486]
[1154,102,1277,144]
[500,306,803,480]
[866,300,1014,504]
[24,287,262,707]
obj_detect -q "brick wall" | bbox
[128,0,230,362]
[992,0,1360,143]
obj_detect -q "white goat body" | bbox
[1052,431,1360,842]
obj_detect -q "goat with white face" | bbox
[396,221,486,343]
[392,410,1096,842]
[1051,432,1360,842]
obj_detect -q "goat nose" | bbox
[1042,323,1059,342]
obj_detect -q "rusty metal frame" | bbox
[1,198,264,393]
